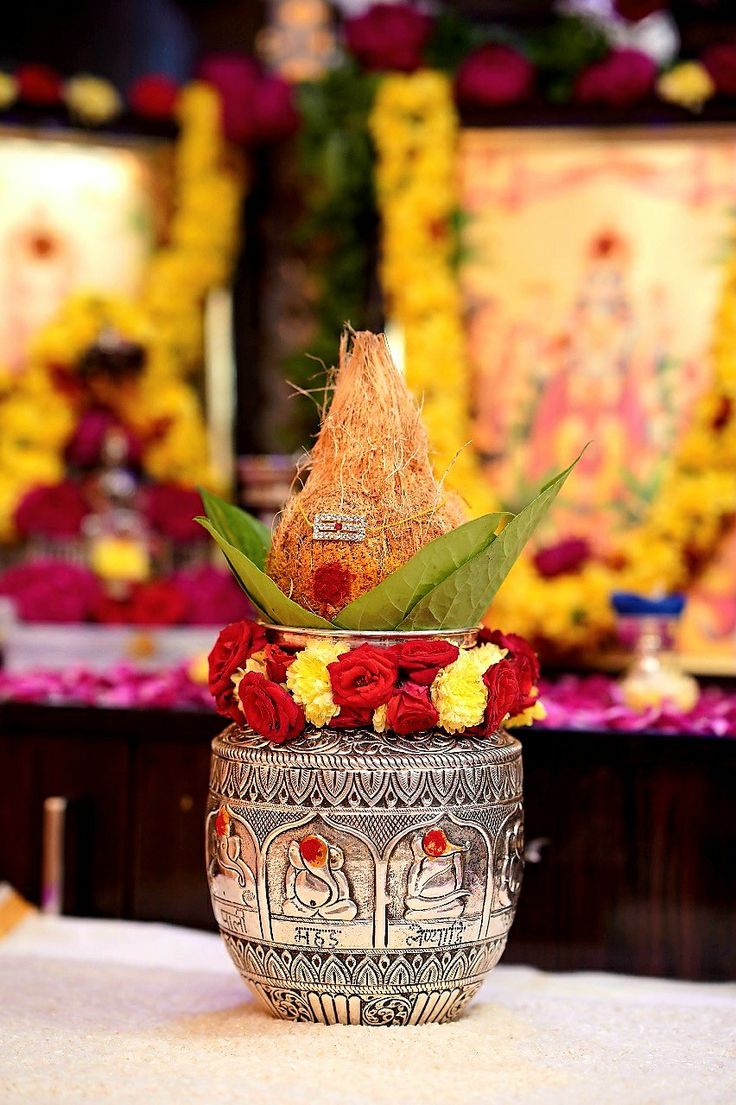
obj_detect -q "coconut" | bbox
[266,329,467,620]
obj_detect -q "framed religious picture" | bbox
[0,126,172,370]
[458,125,736,672]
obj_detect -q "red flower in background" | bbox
[0,561,100,623]
[328,643,398,709]
[574,49,656,107]
[481,659,520,734]
[14,481,88,540]
[251,75,300,142]
[128,74,179,119]
[236,671,305,742]
[455,45,533,107]
[533,537,591,579]
[312,561,352,609]
[144,483,207,543]
[394,638,459,685]
[614,0,667,21]
[345,3,433,72]
[128,580,187,627]
[386,682,439,735]
[701,43,736,98]
[173,565,253,626]
[16,64,62,105]
[208,618,267,700]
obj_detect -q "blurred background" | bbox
[0,0,734,979]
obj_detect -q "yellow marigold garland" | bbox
[369,71,494,517]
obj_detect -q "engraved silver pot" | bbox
[206,627,524,1026]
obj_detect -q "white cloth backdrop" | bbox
[1,915,735,1105]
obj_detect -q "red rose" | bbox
[313,561,353,609]
[574,49,656,108]
[236,671,305,742]
[345,3,432,73]
[144,483,207,543]
[328,705,374,729]
[263,643,295,684]
[198,52,261,142]
[129,580,187,627]
[533,537,591,579]
[394,638,459,686]
[386,683,439,736]
[128,74,179,119]
[702,43,736,98]
[481,660,520,734]
[614,0,666,20]
[17,64,62,105]
[455,45,533,108]
[14,481,87,539]
[208,618,267,698]
[328,643,398,709]
[480,628,540,694]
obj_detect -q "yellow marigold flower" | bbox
[64,75,122,125]
[506,700,547,728]
[430,645,502,734]
[0,72,17,110]
[373,704,387,733]
[187,652,209,685]
[657,62,714,113]
[286,639,350,727]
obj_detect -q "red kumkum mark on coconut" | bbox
[313,561,353,608]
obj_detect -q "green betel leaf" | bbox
[198,487,271,571]
[334,512,511,631]
[195,517,334,629]
[397,452,584,630]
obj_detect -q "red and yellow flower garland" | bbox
[208,618,544,743]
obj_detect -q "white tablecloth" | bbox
[1,915,735,1105]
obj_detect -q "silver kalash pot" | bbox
[206,627,524,1026]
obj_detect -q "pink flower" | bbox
[0,561,101,623]
[345,3,433,72]
[455,45,533,107]
[198,55,299,145]
[534,537,591,579]
[143,483,207,544]
[173,565,254,626]
[251,75,300,142]
[65,409,142,469]
[701,43,736,98]
[14,481,88,540]
[574,49,656,108]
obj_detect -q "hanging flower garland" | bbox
[369,71,493,516]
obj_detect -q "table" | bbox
[1,915,735,1105]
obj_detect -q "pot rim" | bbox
[259,624,478,640]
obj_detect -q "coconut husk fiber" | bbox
[267,329,467,620]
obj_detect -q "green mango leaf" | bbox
[195,517,334,629]
[334,512,511,631]
[198,487,271,571]
[398,451,584,630]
